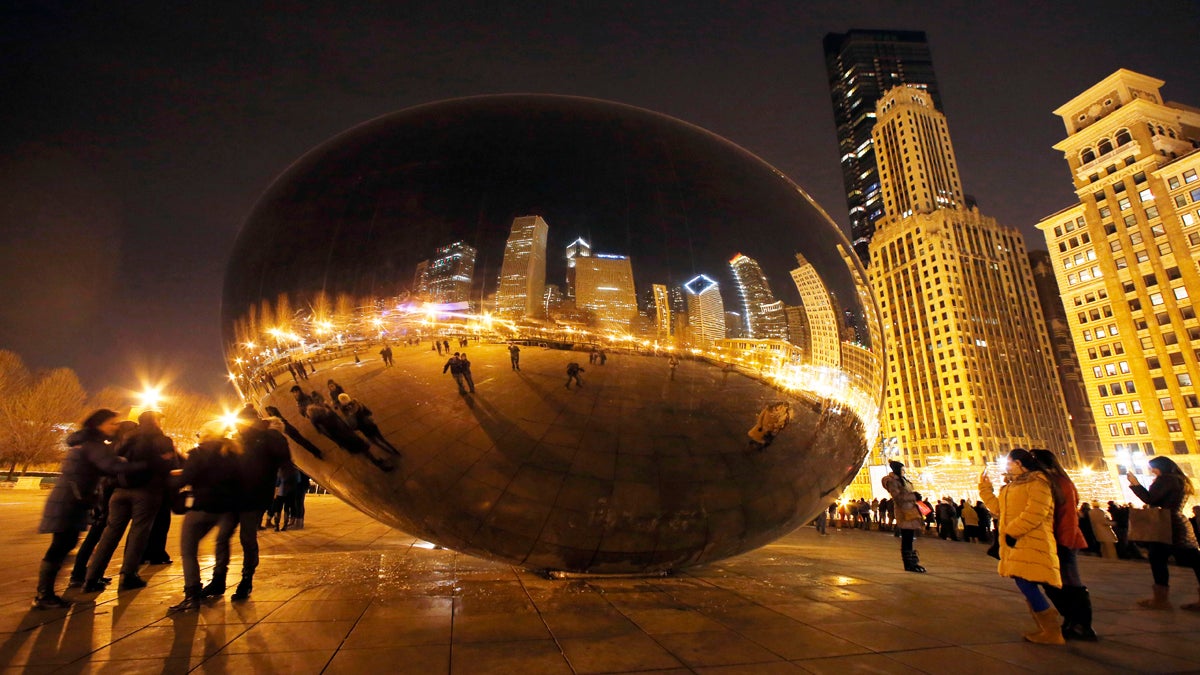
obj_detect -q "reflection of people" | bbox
[337,393,400,455]
[565,362,584,389]
[667,355,678,380]
[443,352,467,394]
[307,401,393,472]
[327,379,346,401]
[882,461,926,573]
[746,402,792,450]
[264,405,323,459]
[459,352,476,393]
[379,344,393,367]
[979,449,1063,645]
[1128,456,1200,611]
[509,344,520,371]
[290,385,313,418]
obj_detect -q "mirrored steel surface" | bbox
[223,95,883,573]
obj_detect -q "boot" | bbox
[119,573,148,590]
[1024,607,1066,645]
[902,549,926,573]
[1137,584,1172,610]
[1061,587,1098,641]
[169,585,204,612]
[1181,587,1200,612]
[201,570,226,598]
[231,577,253,601]
[33,561,70,610]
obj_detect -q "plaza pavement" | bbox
[3,492,1200,673]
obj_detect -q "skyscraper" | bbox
[824,29,942,265]
[790,253,840,369]
[1037,69,1200,479]
[683,275,725,345]
[495,215,549,319]
[652,283,671,342]
[729,253,789,340]
[870,85,1077,469]
[565,237,592,299]
[574,254,638,333]
[422,241,477,306]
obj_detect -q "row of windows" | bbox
[1166,169,1198,190]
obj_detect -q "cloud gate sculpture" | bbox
[223,95,883,573]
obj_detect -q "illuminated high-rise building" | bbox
[1029,251,1103,466]
[574,254,638,332]
[824,29,943,265]
[683,274,725,345]
[423,241,477,305]
[870,85,1077,469]
[565,237,591,299]
[729,253,789,340]
[790,253,840,369]
[495,215,549,319]
[784,305,810,356]
[1036,69,1200,480]
[652,284,671,341]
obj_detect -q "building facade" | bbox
[870,85,1078,469]
[495,215,549,319]
[683,274,726,345]
[422,241,477,306]
[729,253,789,340]
[824,29,943,265]
[652,283,672,343]
[1036,69,1200,479]
[790,253,840,369]
[574,254,638,333]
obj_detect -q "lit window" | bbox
[1140,188,1154,202]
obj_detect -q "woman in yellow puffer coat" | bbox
[979,448,1063,645]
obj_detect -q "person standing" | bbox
[815,507,828,535]
[960,497,980,542]
[979,449,1063,645]
[33,410,138,609]
[668,355,678,380]
[68,420,137,587]
[509,344,521,371]
[881,461,926,573]
[1128,456,1200,610]
[84,410,177,592]
[168,421,242,611]
[565,362,584,389]
[1031,449,1096,641]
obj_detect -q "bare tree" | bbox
[0,351,86,478]
[158,391,219,450]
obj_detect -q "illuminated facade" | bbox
[652,283,671,342]
[824,29,943,265]
[574,254,638,333]
[683,274,725,345]
[790,253,840,369]
[729,253,789,340]
[565,237,591,298]
[1036,69,1200,479]
[496,215,549,319]
[870,85,1078,469]
[422,241,477,305]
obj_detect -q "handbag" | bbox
[1129,506,1173,544]
[916,500,932,517]
[986,531,1000,560]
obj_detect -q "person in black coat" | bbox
[168,421,243,611]
[263,405,323,460]
[33,409,139,609]
[217,406,294,601]
[1129,456,1200,610]
[308,400,393,471]
[83,410,178,592]
[68,420,136,588]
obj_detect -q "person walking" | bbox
[509,343,521,371]
[1128,456,1200,610]
[84,410,177,592]
[565,362,585,389]
[33,410,139,609]
[1031,449,1096,641]
[881,461,926,573]
[443,352,467,394]
[979,448,1063,645]
[459,352,476,393]
[936,498,960,541]
[68,420,137,588]
[168,420,242,611]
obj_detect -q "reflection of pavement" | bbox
[261,343,868,572]
[2,491,1195,673]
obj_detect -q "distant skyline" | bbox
[2,2,1198,393]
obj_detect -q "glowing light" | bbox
[137,386,165,411]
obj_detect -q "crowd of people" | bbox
[34,405,304,612]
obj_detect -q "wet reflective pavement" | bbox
[4,493,1200,673]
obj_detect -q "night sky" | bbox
[3,2,1198,395]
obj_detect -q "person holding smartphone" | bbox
[979,449,1063,645]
